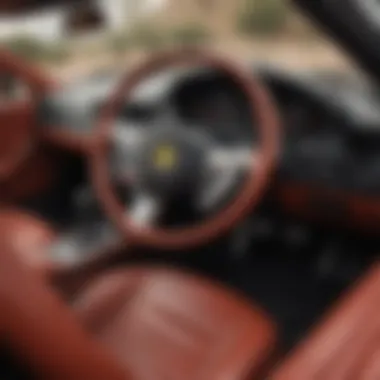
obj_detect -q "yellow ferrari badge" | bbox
[153,144,178,171]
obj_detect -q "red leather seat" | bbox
[0,210,276,379]
[271,263,380,380]
[0,227,127,379]
[0,210,55,271]
[74,267,276,380]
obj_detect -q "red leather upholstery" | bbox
[0,225,128,379]
[0,210,276,379]
[271,263,380,380]
[0,210,55,272]
[74,267,277,380]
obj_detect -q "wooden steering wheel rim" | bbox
[89,49,281,250]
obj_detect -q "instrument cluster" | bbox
[171,73,255,145]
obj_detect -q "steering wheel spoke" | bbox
[110,121,147,184]
[112,121,147,149]
[208,145,258,172]
[197,145,258,211]
[127,191,162,228]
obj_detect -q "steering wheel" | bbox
[89,50,281,250]
[0,50,53,179]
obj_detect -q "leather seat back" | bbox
[0,241,128,379]
[271,264,380,380]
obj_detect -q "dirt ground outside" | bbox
[45,38,357,83]
[2,0,359,82]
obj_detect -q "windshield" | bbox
[0,0,360,82]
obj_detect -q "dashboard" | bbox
[170,74,255,145]
[168,69,380,196]
[39,65,380,233]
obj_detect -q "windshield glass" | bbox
[0,0,360,82]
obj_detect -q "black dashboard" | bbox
[40,65,380,198]
[170,73,255,145]
[169,68,380,196]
